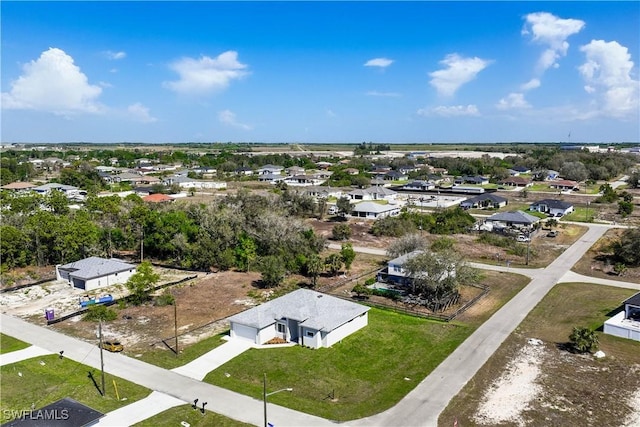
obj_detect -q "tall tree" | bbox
[126,261,160,305]
[306,255,324,288]
[340,243,356,273]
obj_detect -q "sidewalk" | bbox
[96,391,184,426]
[0,345,53,366]
[560,270,640,290]
[171,338,252,380]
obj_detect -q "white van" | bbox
[327,205,339,215]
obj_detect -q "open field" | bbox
[0,333,29,354]
[203,270,528,421]
[133,404,253,427]
[439,283,640,427]
[572,228,640,283]
[0,354,150,423]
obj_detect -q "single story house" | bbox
[163,175,227,189]
[529,199,574,216]
[285,166,306,176]
[256,164,284,175]
[228,289,370,349]
[32,183,83,199]
[460,194,508,210]
[484,211,540,229]
[235,166,254,176]
[455,175,489,185]
[2,397,104,427]
[378,250,455,287]
[604,292,640,342]
[1,181,37,193]
[546,170,560,180]
[56,257,136,291]
[499,177,532,188]
[258,173,285,184]
[143,193,173,203]
[348,186,397,201]
[283,174,326,186]
[402,180,436,191]
[350,201,400,219]
[384,171,408,181]
[304,186,343,199]
[548,180,579,191]
[511,166,532,174]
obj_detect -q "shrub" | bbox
[569,326,599,353]
[431,237,455,252]
[154,289,175,306]
[332,223,352,241]
[83,304,117,322]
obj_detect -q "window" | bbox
[306,331,314,338]
[276,323,286,333]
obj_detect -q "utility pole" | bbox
[174,295,179,357]
[140,227,144,263]
[263,373,267,427]
[98,321,106,396]
[526,230,531,266]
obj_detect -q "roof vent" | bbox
[317,295,323,298]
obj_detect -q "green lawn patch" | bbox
[0,333,30,354]
[204,308,473,421]
[135,332,228,369]
[1,354,150,423]
[133,404,253,427]
[562,207,598,223]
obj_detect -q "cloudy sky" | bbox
[1,1,639,144]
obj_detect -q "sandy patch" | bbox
[474,338,545,426]
[623,388,640,427]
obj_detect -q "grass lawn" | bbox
[439,282,640,426]
[562,206,598,223]
[135,332,228,369]
[1,354,150,423]
[202,269,529,423]
[133,404,253,427]
[0,333,30,354]
[205,308,473,421]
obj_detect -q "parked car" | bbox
[101,340,123,352]
[327,205,339,215]
[547,231,559,238]
[516,234,530,242]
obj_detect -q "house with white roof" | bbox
[56,257,136,291]
[227,289,370,349]
[350,201,400,219]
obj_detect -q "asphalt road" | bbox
[0,223,626,427]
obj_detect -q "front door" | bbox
[276,322,287,340]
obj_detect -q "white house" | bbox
[484,211,540,229]
[56,257,136,291]
[529,199,574,217]
[256,164,284,175]
[283,175,326,187]
[604,293,640,342]
[350,201,400,219]
[378,250,456,287]
[348,186,397,201]
[228,289,370,349]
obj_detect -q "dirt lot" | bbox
[572,228,640,283]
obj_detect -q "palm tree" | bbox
[569,326,599,353]
[306,255,324,288]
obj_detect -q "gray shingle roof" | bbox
[530,199,573,210]
[58,257,135,280]
[486,211,539,224]
[461,194,507,205]
[351,201,399,213]
[388,250,422,266]
[228,289,369,332]
[624,292,640,306]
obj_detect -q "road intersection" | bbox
[2,223,637,426]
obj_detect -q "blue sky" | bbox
[2,1,639,144]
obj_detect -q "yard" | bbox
[439,282,640,427]
[0,353,150,423]
[0,333,29,354]
[202,270,529,421]
[133,404,252,427]
[572,228,640,283]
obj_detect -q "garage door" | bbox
[72,277,86,290]
[231,323,257,343]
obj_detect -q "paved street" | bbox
[2,223,635,427]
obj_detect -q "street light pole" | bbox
[263,373,293,427]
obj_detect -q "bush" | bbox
[431,237,455,252]
[569,326,599,353]
[477,233,512,248]
[364,277,376,286]
[83,304,117,322]
[155,289,175,306]
[332,223,352,241]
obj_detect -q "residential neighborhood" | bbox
[1,142,639,427]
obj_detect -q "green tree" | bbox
[336,196,352,217]
[613,228,640,266]
[234,233,256,272]
[324,253,343,276]
[125,261,160,305]
[618,200,633,217]
[340,243,356,273]
[258,255,286,288]
[331,223,352,241]
[0,225,31,269]
[569,326,599,353]
[83,304,118,322]
[305,254,324,288]
[352,283,372,298]
[387,233,428,258]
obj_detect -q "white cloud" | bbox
[163,51,248,95]
[579,39,639,119]
[496,93,531,110]
[127,103,157,123]
[218,109,252,130]
[522,12,585,71]
[364,58,394,68]
[429,54,492,97]
[1,47,103,114]
[418,104,480,117]
[521,78,541,91]
[366,90,401,97]
[104,50,126,60]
